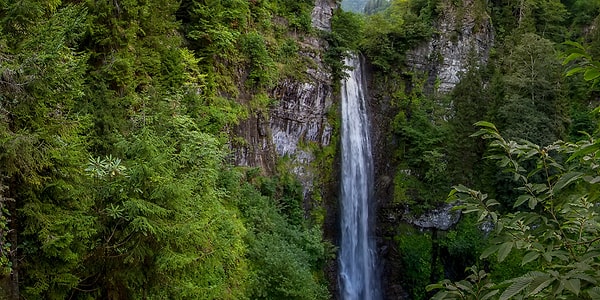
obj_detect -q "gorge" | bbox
[0,0,599,299]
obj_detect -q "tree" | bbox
[491,0,567,41]
[0,3,91,298]
[429,121,600,299]
[79,120,251,299]
[498,33,567,146]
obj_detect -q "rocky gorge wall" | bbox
[366,0,495,298]
[405,0,494,94]
[232,0,496,296]
[232,0,341,295]
[233,0,337,201]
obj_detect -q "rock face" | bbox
[366,1,495,298]
[404,204,461,230]
[269,70,334,197]
[232,3,338,295]
[233,0,336,199]
[312,0,335,31]
[406,0,494,93]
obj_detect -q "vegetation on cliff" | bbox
[332,0,600,299]
[0,0,330,298]
[1,0,599,297]
[334,0,600,298]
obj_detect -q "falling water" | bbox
[339,54,381,300]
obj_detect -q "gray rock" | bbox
[406,0,494,94]
[312,0,335,31]
[233,0,337,201]
[405,203,461,230]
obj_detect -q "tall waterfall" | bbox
[339,54,381,300]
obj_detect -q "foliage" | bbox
[490,0,568,41]
[0,181,11,277]
[391,81,451,211]
[0,0,331,298]
[180,0,249,59]
[563,40,600,89]
[496,33,567,146]
[359,0,432,71]
[428,266,499,300]
[80,118,252,299]
[430,121,600,299]
[446,64,491,187]
[241,31,277,89]
[396,225,437,300]
[360,0,600,297]
[323,9,365,80]
[438,216,487,280]
[567,0,600,26]
[231,170,330,300]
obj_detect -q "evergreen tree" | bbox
[496,33,567,146]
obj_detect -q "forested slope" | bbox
[2,0,600,298]
[0,0,334,299]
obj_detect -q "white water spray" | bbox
[339,54,381,300]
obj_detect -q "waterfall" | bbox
[339,54,381,300]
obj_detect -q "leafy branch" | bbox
[563,41,600,88]
[430,122,600,299]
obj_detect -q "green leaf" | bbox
[486,199,500,207]
[431,291,449,300]
[563,278,580,295]
[478,210,489,222]
[568,142,600,162]
[529,276,555,295]
[570,273,597,285]
[500,277,533,300]
[579,251,600,262]
[553,172,583,194]
[584,68,600,81]
[481,244,500,259]
[563,53,586,65]
[529,273,556,295]
[481,290,499,300]
[515,195,530,208]
[563,41,586,50]
[565,66,585,76]
[528,196,538,209]
[587,287,600,299]
[426,283,445,291]
[498,241,514,262]
[455,281,473,292]
[521,251,539,265]
[453,184,470,193]
[474,121,498,130]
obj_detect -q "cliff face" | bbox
[369,0,495,234]
[234,0,336,199]
[406,0,494,93]
[366,0,495,298]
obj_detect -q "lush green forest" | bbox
[1,0,600,298]
[0,0,330,299]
